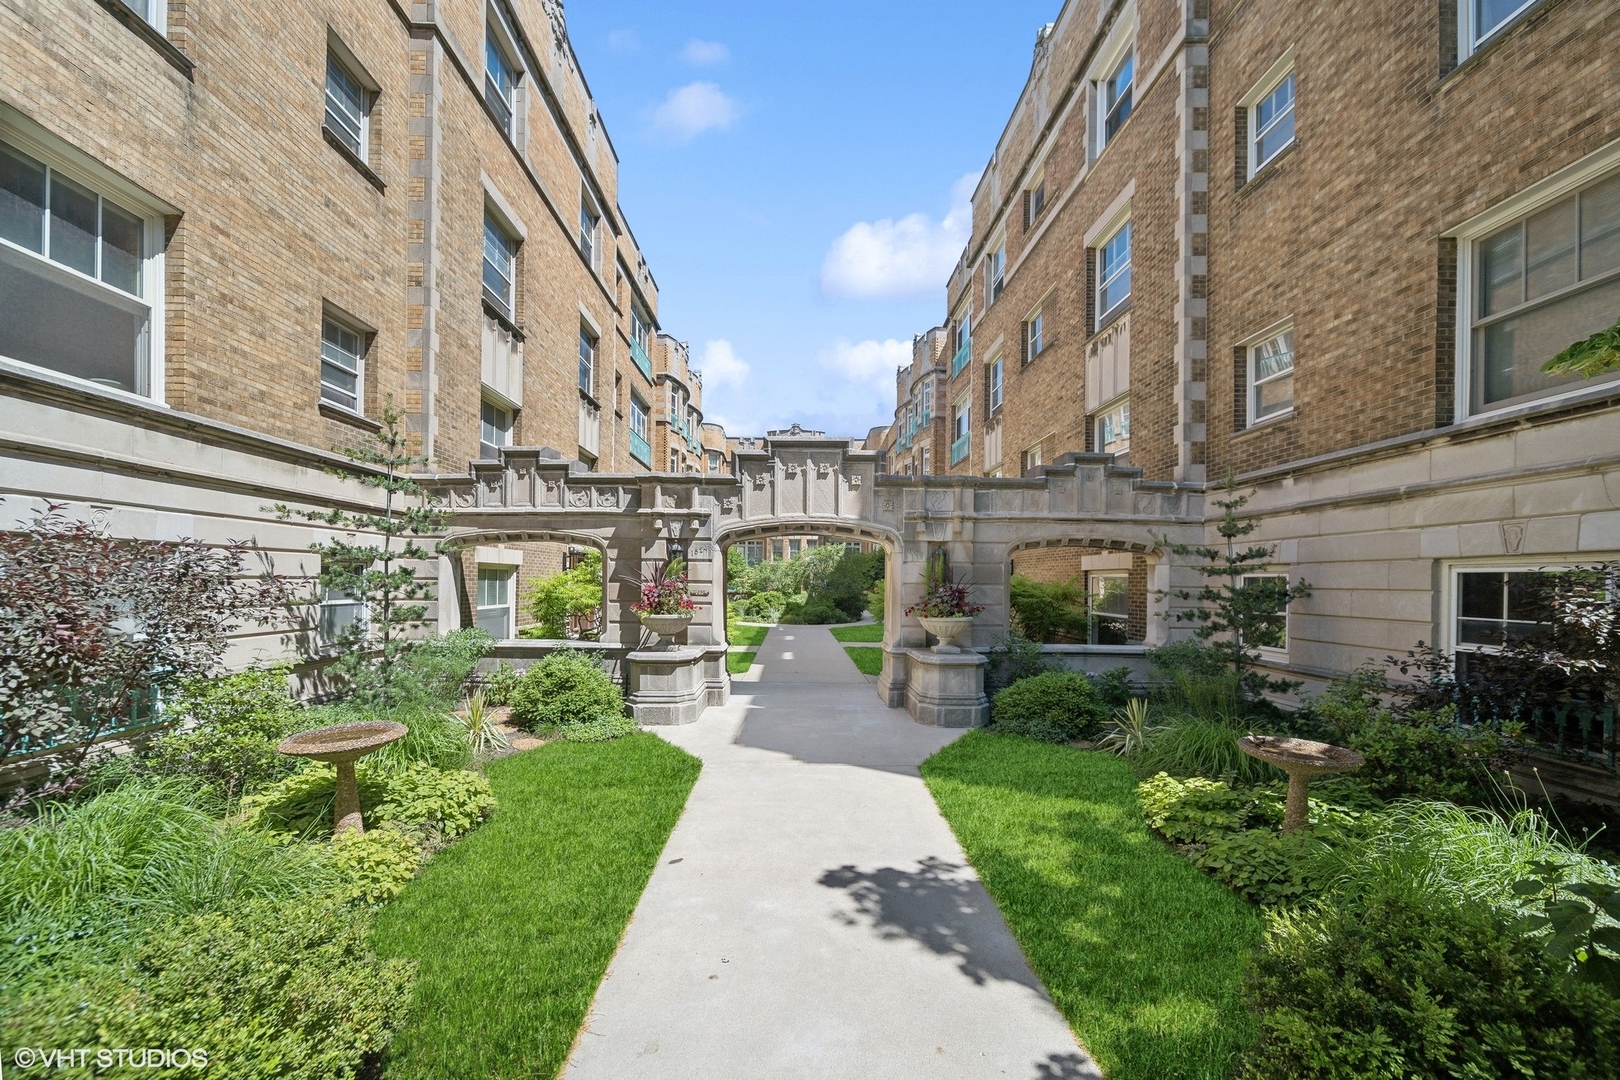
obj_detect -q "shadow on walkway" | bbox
[1032,1051,1105,1079]
[818,855,1044,992]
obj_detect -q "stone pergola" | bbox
[427,431,1204,727]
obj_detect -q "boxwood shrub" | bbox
[508,648,624,731]
[989,671,1107,742]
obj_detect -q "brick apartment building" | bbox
[887,0,1620,678]
[0,0,732,657]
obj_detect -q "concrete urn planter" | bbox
[917,615,973,653]
[638,611,694,645]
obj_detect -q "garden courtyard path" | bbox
[563,624,1100,1080]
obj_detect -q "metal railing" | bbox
[630,337,652,380]
[950,431,971,465]
[629,428,651,466]
[950,339,971,378]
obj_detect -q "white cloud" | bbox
[650,82,739,143]
[607,28,641,53]
[696,339,750,388]
[681,39,729,66]
[818,338,912,397]
[820,172,979,299]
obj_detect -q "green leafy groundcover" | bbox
[371,734,701,1080]
[922,732,1262,1080]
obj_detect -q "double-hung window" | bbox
[578,327,596,396]
[1097,397,1130,455]
[475,568,514,639]
[1025,309,1044,360]
[1239,574,1289,652]
[1452,565,1612,653]
[1250,70,1295,174]
[1097,220,1132,322]
[482,210,517,317]
[1461,1,1544,59]
[579,194,600,270]
[324,51,370,159]
[986,244,1005,305]
[318,587,365,647]
[480,397,512,459]
[1467,170,1620,413]
[0,136,158,396]
[988,356,1004,414]
[485,11,520,138]
[320,314,365,412]
[629,393,651,465]
[1103,50,1134,145]
[1248,326,1295,423]
[1026,176,1047,227]
[121,0,164,30]
[1089,573,1129,645]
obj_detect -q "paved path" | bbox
[564,624,1100,1080]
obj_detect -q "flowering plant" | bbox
[905,576,984,619]
[630,560,695,617]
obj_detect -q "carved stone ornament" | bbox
[569,489,591,508]
[784,463,801,479]
[847,472,863,488]
[595,488,618,508]
[722,496,739,513]
[927,491,950,512]
[89,507,112,537]
[881,498,896,512]
[751,472,769,489]
[1501,521,1527,555]
[816,462,834,479]
[688,542,712,559]
[451,487,477,508]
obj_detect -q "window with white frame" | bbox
[986,243,1005,305]
[122,0,164,30]
[1248,325,1295,424]
[484,8,521,138]
[480,397,511,458]
[954,307,971,356]
[1461,0,1545,59]
[1089,573,1129,645]
[1025,307,1045,361]
[1097,397,1130,455]
[482,209,517,316]
[319,314,365,413]
[578,326,596,395]
[742,540,765,564]
[921,380,933,422]
[1025,173,1047,227]
[1449,564,1618,657]
[475,567,514,639]
[1465,168,1620,414]
[1097,220,1132,321]
[324,50,371,159]
[631,305,651,352]
[988,355,1004,414]
[1240,574,1289,651]
[788,538,801,558]
[1249,68,1295,174]
[1102,49,1134,146]
[579,191,600,270]
[318,587,365,646]
[0,135,159,396]
[1022,443,1043,474]
[953,396,971,440]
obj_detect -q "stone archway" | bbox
[425,434,1206,726]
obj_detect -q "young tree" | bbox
[0,504,281,774]
[268,405,448,705]
[526,550,605,639]
[1153,473,1310,699]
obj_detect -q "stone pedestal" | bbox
[626,646,708,725]
[699,645,731,707]
[902,648,988,728]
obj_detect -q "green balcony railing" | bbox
[950,339,971,378]
[950,431,971,465]
[629,428,651,466]
[630,337,653,381]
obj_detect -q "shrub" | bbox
[1146,638,1231,683]
[1090,666,1135,711]
[2,897,415,1080]
[1241,889,1620,1079]
[984,634,1059,693]
[1129,715,1276,784]
[781,599,846,624]
[240,763,494,842]
[1347,707,1510,805]
[737,590,788,621]
[141,666,301,808]
[864,581,885,622]
[560,714,640,743]
[989,672,1107,742]
[392,629,495,708]
[508,649,624,732]
[1009,574,1090,642]
[481,661,522,706]
[525,550,603,638]
[331,827,422,905]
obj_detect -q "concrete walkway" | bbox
[564,624,1100,1080]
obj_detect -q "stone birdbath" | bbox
[277,720,407,836]
[1238,735,1365,832]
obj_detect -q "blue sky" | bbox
[567,0,1061,439]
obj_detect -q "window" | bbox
[1089,573,1129,645]
[988,355,1004,414]
[789,538,801,558]
[986,244,1005,304]
[1240,574,1288,652]
[485,12,520,138]
[476,568,514,639]
[1021,443,1043,475]
[482,210,516,316]
[1467,171,1620,413]
[1097,397,1130,455]
[1462,0,1544,58]
[480,397,511,459]
[954,309,971,356]
[576,327,596,395]
[920,381,933,422]
[771,539,784,560]
[629,392,650,465]
[0,137,156,396]
[319,314,365,413]
[579,194,600,270]
[953,398,971,440]
[1025,309,1044,360]
[1250,70,1294,173]
[708,449,723,474]
[122,0,164,30]
[631,305,650,351]
[1025,175,1047,227]
[318,587,365,646]
[1248,326,1295,424]
[1097,220,1132,321]
[1451,565,1613,654]
[1103,49,1134,145]
[324,51,370,159]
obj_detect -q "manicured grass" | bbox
[921,732,1263,1080]
[727,621,770,647]
[372,734,700,1079]
[727,650,758,674]
[844,646,883,676]
[829,622,883,642]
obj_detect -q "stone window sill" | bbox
[323,128,386,193]
[92,0,193,79]
[320,401,382,432]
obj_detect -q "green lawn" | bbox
[829,622,883,643]
[727,650,758,674]
[372,734,700,1079]
[921,732,1262,1080]
[843,646,883,676]
[727,622,769,648]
